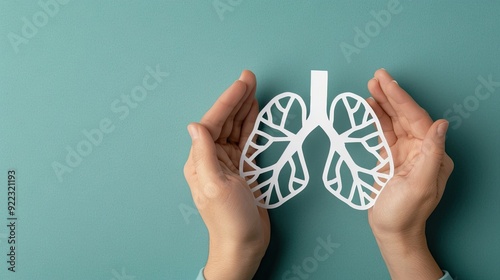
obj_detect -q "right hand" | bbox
[366,68,454,239]
[366,69,454,279]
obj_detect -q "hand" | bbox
[184,70,270,280]
[366,69,454,279]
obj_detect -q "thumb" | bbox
[187,123,224,186]
[412,120,448,185]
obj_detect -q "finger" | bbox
[229,70,257,143]
[218,73,254,143]
[239,99,259,152]
[374,69,433,139]
[239,99,260,176]
[187,123,225,187]
[411,120,448,187]
[368,76,406,139]
[366,96,397,146]
[201,79,248,141]
[368,74,398,118]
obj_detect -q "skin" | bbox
[184,69,454,280]
[184,70,270,280]
[367,69,454,279]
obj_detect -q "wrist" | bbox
[373,231,443,280]
[203,239,265,280]
[374,230,428,260]
[373,226,426,248]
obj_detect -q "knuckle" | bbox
[444,154,454,174]
[183,159,195,180]
[183,162,190,177]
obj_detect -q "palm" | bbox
[369,138,425,225]
[389,138,424,179]
[215,142,245,175]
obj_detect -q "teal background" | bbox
[1,1,499,279]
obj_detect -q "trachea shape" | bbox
[239,71,394,210]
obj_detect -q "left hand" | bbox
[184,70,270,280]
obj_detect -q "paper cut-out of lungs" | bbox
[239,71,394,210]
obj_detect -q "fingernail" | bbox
[380,68,386,71]
[238,70,246,80]
[437,122,449,137]
[392,80,398,85]
[187,124,199,139]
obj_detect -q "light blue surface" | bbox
[0,1,499,279]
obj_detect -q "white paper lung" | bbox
[240,71,394,210]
